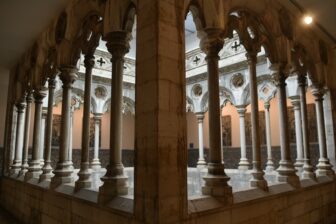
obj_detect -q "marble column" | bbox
[290,96,304,170]
[274,66,300,187]
[237,106,249,170]
[25,89,47,181]
[50,67,77,188]
[40,77,56,182]
[11,99,26,175]
[312,87,335,179]
[298,75,315,180]
[19,92,33,177]
[196,113,206,168]
[246,52,267,189]
[91,113,102,170]
[200,29,232,201]
[39,108,47,167]
[68,108,74,170]
[264,102,275,172]
[98,32,129,203]
[75,55,95,190]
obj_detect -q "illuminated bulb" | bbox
[303,15,313,25]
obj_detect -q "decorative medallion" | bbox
[191,84,202,98]
[231,73,244,88]
[95,86,107,99]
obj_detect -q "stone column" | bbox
[196,113,206,168]
[323,91,336,170]
[98,32,129,202]
[246,52,267,189]
[50,67,77,188]
[200,29,232,201]
[290,96,304,170]
[75,55,95,190]
[39,108,47,166]
[312,87,335,179]
[40,77,56,182]
[91,113,102,170]
[25,89,47,181]
[10,99,26,175]
[298,75,315,180]
[19,92,33,177]
[273,66,300,187]
[264,102,275,172]
[68,108,74,170]
[237,106,249,170]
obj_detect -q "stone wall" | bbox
[0,177,335,223]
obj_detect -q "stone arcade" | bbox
[0,0,336,223]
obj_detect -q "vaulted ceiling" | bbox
[0,0,334,69]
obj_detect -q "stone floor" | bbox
[70,167,279,196]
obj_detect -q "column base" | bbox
[250,169,268,190]
[50,162,74,189]
[24,160,42,181]
[39,164,54,182]
[238,159,250,170]
[316,159,335,179]
[40,159,45,167]
[75,165,92,191]
[265,159,275,172]
[294,159,304,172]
[202,163,232,203]
[90,159,101,171]
[301,162,316,180]
[196,159,207,169]
[98,175,128,204]
[10,162,22,176]
[18,162,29,177]
[276,161,300,188]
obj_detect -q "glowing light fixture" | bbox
[303,15,313,25]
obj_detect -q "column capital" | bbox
[26,91,34,103]
[105,31,131,60]
[48,77,57,89]
[311,87,325,101]
[200,28,225,58]
[33,88,48,104]
[264,101,270,110]
[290,96,301,109]
[16,101,26,113]
[297,74,307,87]
[236,105,247,116]
[245,50,258,63]
[269,63,287,86]
[84,55,95,69]
[93,113,103,121]
[195,112,204,122]
[59,66,78,88]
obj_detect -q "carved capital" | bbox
[195,112,205,122]
[26,91,34,104]
[16,100,26,113]
[236,105,247,116]
[33,88,48,104]
[84,55,95,69]
[290,96,301,109]
[269,63,287,87]
[264,101,270,110]
[59,66,78,88]
[93,113,103,122]
[48,77,57,89]
[311,87,325,102]
[297,74,307,87]
[200,28,225,59]
[105,31,131,60]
